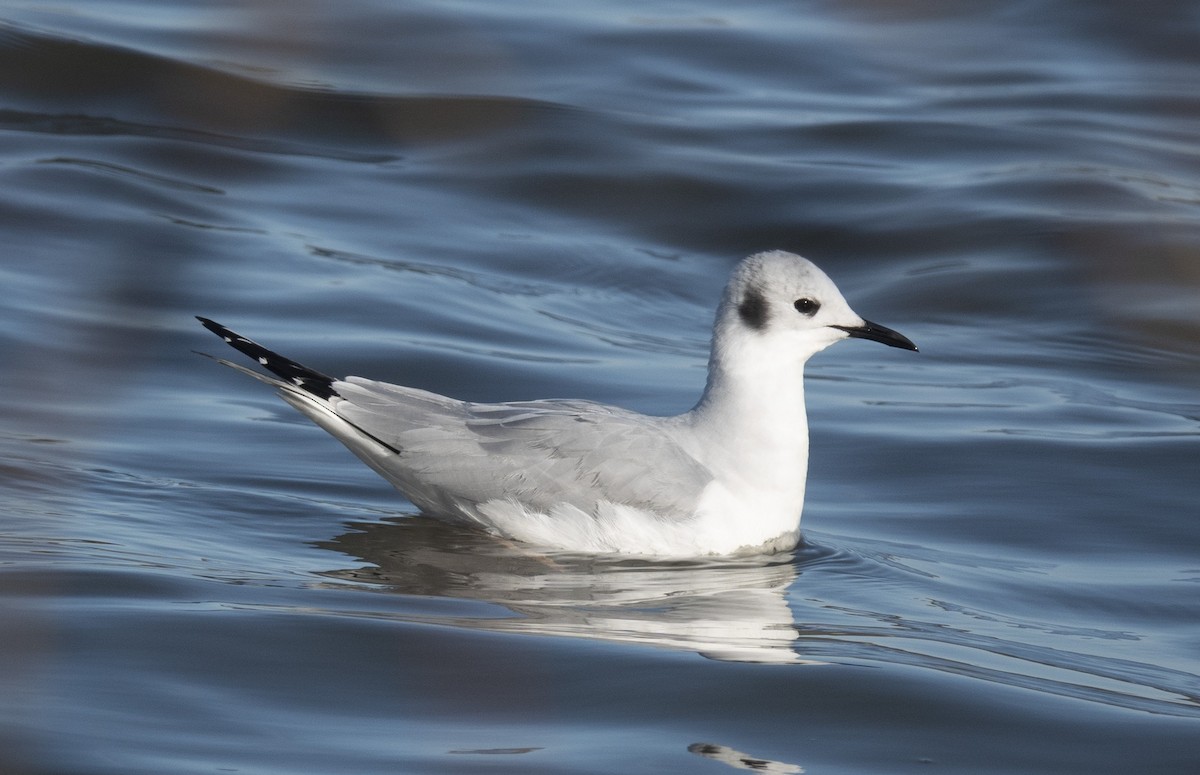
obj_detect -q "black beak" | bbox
[831,319,918,352]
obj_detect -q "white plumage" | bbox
[199,250,916,556]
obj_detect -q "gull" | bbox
[198,250,916,557]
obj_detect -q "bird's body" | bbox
[199,251,916,557]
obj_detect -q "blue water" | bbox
[2,1,1199,773]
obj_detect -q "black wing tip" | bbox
[196,315,339,400]
[196,316,237,343]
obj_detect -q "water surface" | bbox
[1,1,1198,773]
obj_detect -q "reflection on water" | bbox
[689,742,804,774]
[318,516,1200,718]
[319,517,811,664]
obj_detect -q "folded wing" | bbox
[331,377,712,521]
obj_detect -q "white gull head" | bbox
[707,250,914,392]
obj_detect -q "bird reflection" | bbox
[316,516,821,664]
[689,742,804,773]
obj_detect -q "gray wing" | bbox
[331,377,712,519]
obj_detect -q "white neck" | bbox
[686,325,812,506]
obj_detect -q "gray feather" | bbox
[330,378,712,519]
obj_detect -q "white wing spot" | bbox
[258,357,269,365]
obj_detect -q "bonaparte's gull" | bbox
[198,250,916,557]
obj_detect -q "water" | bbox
[2,1,1199,772]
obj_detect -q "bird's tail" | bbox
[195,316,403,464]
[195,316,338,400]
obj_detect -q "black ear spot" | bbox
[794,298,820,316]
[738,289,769,331]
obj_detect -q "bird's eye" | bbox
[794,298,820,316]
